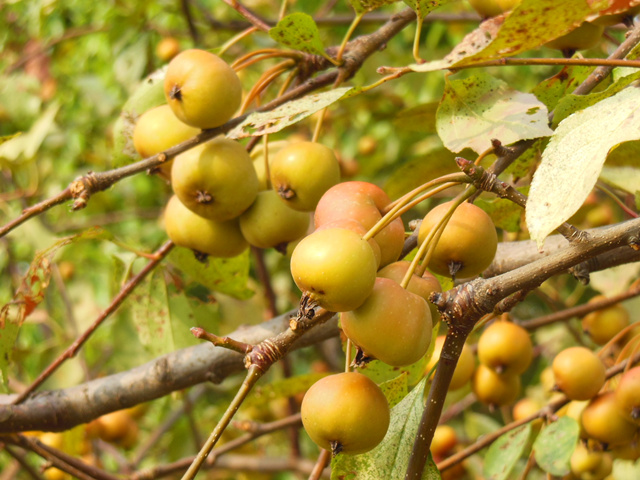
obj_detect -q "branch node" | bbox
[191,327,253,355]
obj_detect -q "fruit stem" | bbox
[362,173,467,244]
[412,17,423,63]
[181,365,263,480]
[219,26,259,56]
[336,13,364,63]
[345,338,352,373]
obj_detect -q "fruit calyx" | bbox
[196,190,213,204]
[169,84,182,101]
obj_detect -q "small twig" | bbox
[220,0,271,32]
[12,240,174,405]
[191,328,253,354]
[3,445,45,480]
[179,0,200,45]
[308,449,331,480]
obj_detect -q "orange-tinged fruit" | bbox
[472,364,521,407]
[614,366,640,425]
[552,347,605,401]
[477,321,533,375]
[581,392,639,446]
[425,335,475,390]
[581,300,630,346]
[301,372,389,455]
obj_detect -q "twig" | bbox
[12,240,174,405]
[180,0,200,45]
[308,449,331,480]
[220,0,271,32]
[3,445,44,480]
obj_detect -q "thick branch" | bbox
[0,312,339,433]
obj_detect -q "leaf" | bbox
[402,0,450,19]
[532,66,593,112]
[436,73,553,154]
[168,246,253,299]
[410,17,503,73]
[464,412,502,440]
[484,424,532,480]
[112,66,167,166]
[612,459,640,480]
[0,228,106,392]
[607,141,640,166]
[475,196,523,233]
[393,102,439,134]
[227,87,353,139]
[331,378,440,480]
[379,372,410,409]
[410,0,598,73]
[533,416,579,476]
[244,372,328,409]
[269,13,328,57]
[349,0,399,14]
[526,85,640,249]
[600,165,640,195]
[0,102,60,162]
[553,71,640,127]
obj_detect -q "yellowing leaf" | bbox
[526,85,640,249]
[403,0,451,19]
[436,73,553,154]
[227,87,353,139]
[349,0,399,14]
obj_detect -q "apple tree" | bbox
[1,0,640,479]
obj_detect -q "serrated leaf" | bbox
[533,416,579,476]
[269,13,327,57]
[349,0,399,14]
[484,424,532,480]
[227,87,353,139]
[168,247,253,299]
[402,0,450,19]
[436,73,553,154]
[553,71,640,127]
[331,378,440,480]
[526,85,640,249]
[0,227,107,392]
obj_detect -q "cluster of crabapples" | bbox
[132,48,340,258]
[467,0,640,56]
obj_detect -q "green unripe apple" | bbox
[418,201,497,279]
[301,372,390,455]
[171,137,259,221]
[239,190,310,250]
[290,228,378,312]
[341,277,433,366]
[269,141,341,212]
[164,195,248,258]
[164,49,242,129]
[316,218,382,268]
[132,104,199,179]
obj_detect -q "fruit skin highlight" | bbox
[164,49,242,129]
[301,372,390,455]
[418,201,498,278]
[290,228,378,312]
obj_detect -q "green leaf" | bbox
[227,87,353,139]
[0,102,60,163]
[607,140,640,167]
[532,66,593,112]
[331,378,440,480]
[168,246,253,300]
[464,412,502,440]
[475,196,523,233]
[553,71,640,127]
[112,67,167,166]
[526,86,640,249]
[600,166,640,196]
[436,73,553,154]
[349,0,399,15]
[484,424,532,480]
[402,0,450,19]
[0,228,107,392]
[533,416,579,476]
[379,372,410,408]
[269,13,328,57]
[245,372,328,409]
